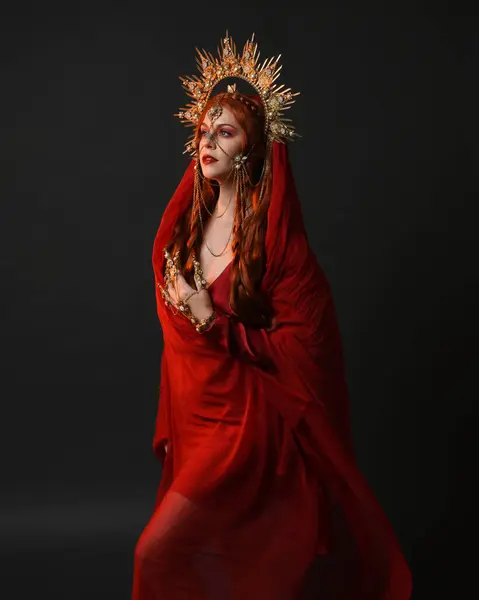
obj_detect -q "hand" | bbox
[187,288,214,321]
[166,269,195,304]
[167,271,213,321]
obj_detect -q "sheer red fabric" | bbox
[132,142,412,599]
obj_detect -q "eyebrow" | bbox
[200,122,237,129]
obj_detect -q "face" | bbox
[198,105,246,183]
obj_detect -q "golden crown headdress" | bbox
[175,32,300,156]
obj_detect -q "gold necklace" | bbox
[205,227,233,257]
[198,204,233,257]
[202,190,233,218]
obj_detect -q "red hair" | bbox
[167,92,274,328]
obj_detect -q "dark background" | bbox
[1,1,477,598]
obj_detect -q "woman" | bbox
[132,34,412,600]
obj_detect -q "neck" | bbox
[215,179,252,221]
[215,179,237,220]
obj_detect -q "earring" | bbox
[233,153,247,170]
[191,158,204,227]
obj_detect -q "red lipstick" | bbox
[202,155,218,164]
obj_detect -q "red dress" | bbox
[132,142,412,600]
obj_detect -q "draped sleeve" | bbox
[200,227,353,449]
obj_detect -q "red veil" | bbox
[144,142,412,599]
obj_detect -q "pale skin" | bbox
[166,105,251,321]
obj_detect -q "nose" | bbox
[202,132,216,149]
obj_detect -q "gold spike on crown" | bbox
[174,32,300,155]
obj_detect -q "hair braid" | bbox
[169,170,216,285]
[184,167,205,273]
[230,168,247,313]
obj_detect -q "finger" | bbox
[193,270,204,292]
[167,283,178,305]
[176,272,197,297]
[175,271,191,292]
[168,269,182,300]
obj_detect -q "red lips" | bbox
[202,154,218,164]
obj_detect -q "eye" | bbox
[219,130,231,137]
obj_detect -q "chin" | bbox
[202,162,229,178]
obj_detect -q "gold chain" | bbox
[198,195,233,257]
[202,189,233,218]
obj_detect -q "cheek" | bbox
[214,156,232,171]
[215,147,234,164]
[229,137,244,154]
